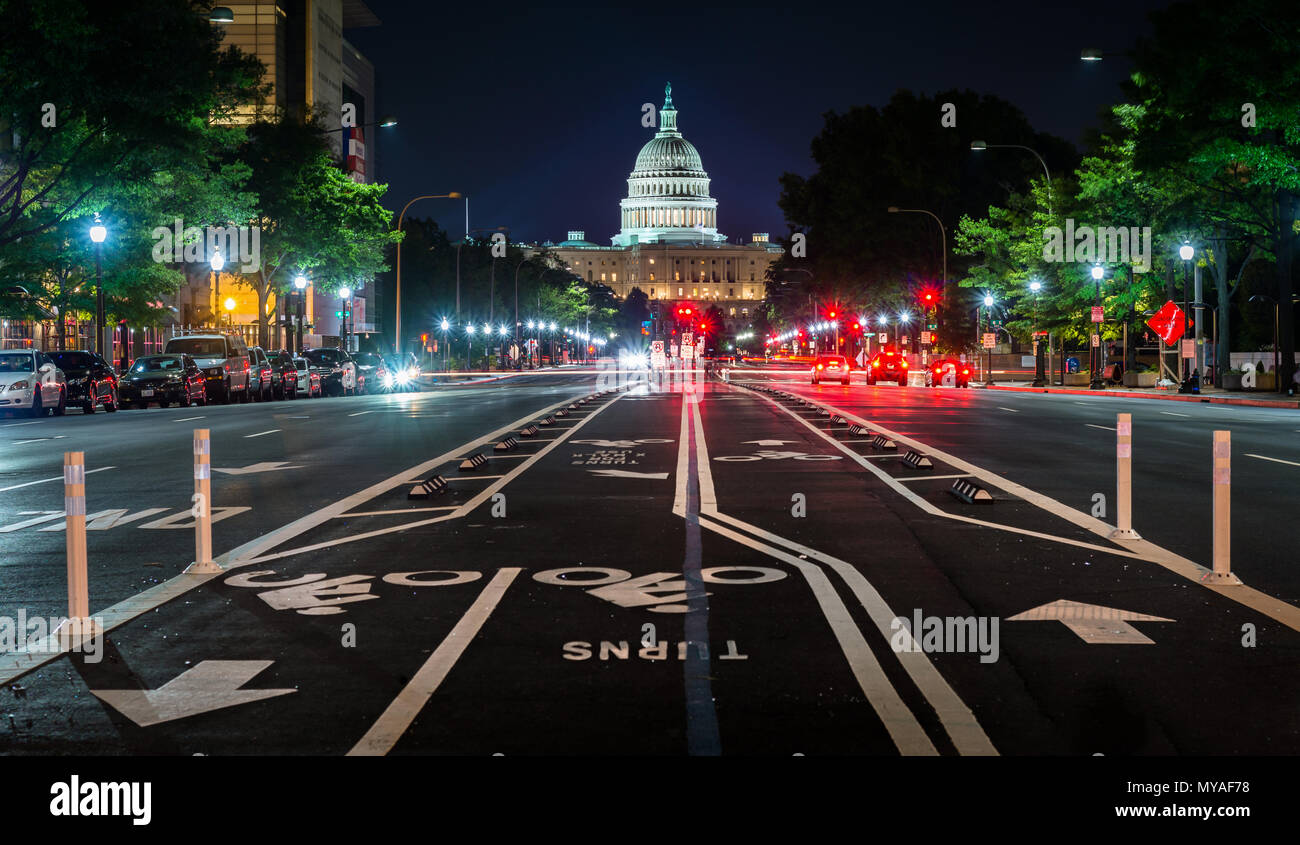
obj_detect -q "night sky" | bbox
[344,0,1176,245]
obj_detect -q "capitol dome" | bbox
[613,83,725,247]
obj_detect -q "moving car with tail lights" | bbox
[927,357,971,388]
[866,349,908,386]
[810,354,851,385]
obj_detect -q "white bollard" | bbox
[1110,413,1140,540]
[186,428,222,574]
[55,452,102,647]
[1202,430,1241,584]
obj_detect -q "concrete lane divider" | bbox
[567,403,578,410]
[538,415,556,426]
[459,453,489,472]
[55,451,102,647]
[518,424,540,437]
[902,451,934,471]
[949,479,994,504]
[1202,430,1242,585]
[186,428,222,574]
[833,415,849,425]
[1110,413,1141,541]
[408,475,448,500]
[871,434,898,452]
[849,424,873,437]
[555,409,569,417]
[494,436,519,452]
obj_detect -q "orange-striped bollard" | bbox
[1202,430,1241,585]
[1110,413,1140,540]
[55,452,102,647]
[187,429,222,574]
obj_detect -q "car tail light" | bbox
[817,364,824,370]
[886,352,895,357]
[872,361,880,368]
[962,369,970,375]
[901,361,908,368]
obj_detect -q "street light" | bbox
[970,141,1053,214]
[292,275,308,354]
[1090,265,1106,390]
[339,286,352,353]
[395,192,462,355]
[210,250,225,335]
[1178,242,1196,392]
[1029,280,1045,386]
[980,295,996,386]
[89,219,107,357]
[209,7,234,23]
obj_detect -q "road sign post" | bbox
[188,428,222,574]
[1111,414,1140,540]
[1203,430,1241,584]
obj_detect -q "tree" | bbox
[620,287,651,338]
[0,0,266,250]
[1124,0,1300,389]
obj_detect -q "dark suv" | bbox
[302,347,357,396]
[163,334,251,403]
[48,350,118,413]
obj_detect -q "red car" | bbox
[866,350,908,386]
[927,357,971,388]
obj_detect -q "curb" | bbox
[983,383,1299,409]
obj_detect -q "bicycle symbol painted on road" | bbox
[713,450,843,462]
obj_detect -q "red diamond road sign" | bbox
[1146,300,1192,346]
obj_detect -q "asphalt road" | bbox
[2,365,1297,756]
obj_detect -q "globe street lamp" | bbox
[89,219,107,357]
[338,286,353,352]
[439,318,451,371]
[210,250,225,333]
[980,295,996,386]
[1029,280,1046,386]
[292,275,308,354]
[1090,265,1106,390]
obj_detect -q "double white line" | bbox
[679,388,997,756]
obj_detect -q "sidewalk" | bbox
[983,380,1300,409]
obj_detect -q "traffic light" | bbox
[828,310,837,319]
[421,333,429,344]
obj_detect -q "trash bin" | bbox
[1065,357,1080,374]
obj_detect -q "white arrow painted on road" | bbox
[91,660,296,726]
[1007,600,1173,644]
[213,461,305,476]
[586,572,703,612]
[587,469,670,479]
[742,439,796,446]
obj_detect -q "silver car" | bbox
[0,349,67,417]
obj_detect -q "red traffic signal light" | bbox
[828,310,837,318]
[421,333,429,343]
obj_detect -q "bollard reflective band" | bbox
[64,497,85,516]
[63,465,85,485]
[194,464,210,480]
[1117,444,1131,458]
[1214,467,1230,485]
[1117,422,1131,436]
[1214,441,1230,458]
[194,438,211,454]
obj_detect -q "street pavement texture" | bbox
[1,368,1297,755]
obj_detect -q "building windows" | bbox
[729,288,734,297]
[730,307,737,316]
[588,271,593,281]
[649,273,655,281]
[678,287,683,296]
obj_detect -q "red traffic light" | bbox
[828,310,837,318]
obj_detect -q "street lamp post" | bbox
[293,275,307,354]
[1178,242,1196,392]
[1030,280,1046,387]
[970,141,1054,214]
[395,192,462,356]
[210,250,225,333]
[982,295,995,387]
[1090,265,1106,390]
[89,219,107,357]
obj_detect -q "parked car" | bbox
[0,349,66,417]
[267,349,300,399]
[162,333,251,404]
[292,356,322,397]
[118,354,207,408]
[352,352,387,394]
[249,346,275,402]
[302,347,357,396]
[48,350,118,413]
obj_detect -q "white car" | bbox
[292,356,322,397]
[0,349,67,417]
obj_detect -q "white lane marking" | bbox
[13,436,67,445]
[444,475,505,481]
[691,398,989,755]
[1086,424,1117,431]
[1,420,42,428]
[1245,453,1300,468]
[0,393,588,686]
[213,461,303,475]
[338,507,460,517]
[244,429,281,438]
[997,407,1019,413]
[1160,411,1190,417]
[895,474,973,483]
[1007,600,1173,645]
[767,390,1300,632]
[239,395,621,565]
[349,568,522,756]
[0,466,115,493]
[91,660,295,727]
[588,469,670,479]
[347,411,376,417]
[174,416,205,422]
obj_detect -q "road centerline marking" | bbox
[1245,453,1300,468]
[244,429,281,438]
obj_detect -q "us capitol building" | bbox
[540,83,783,332]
